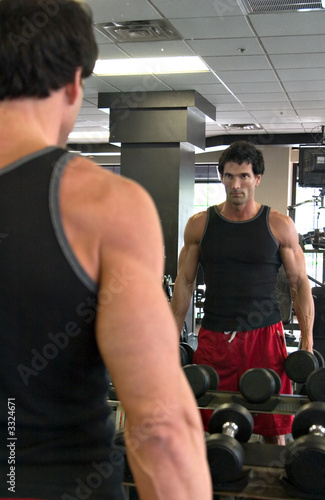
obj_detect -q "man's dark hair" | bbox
[0,0,98,101]
[218,141,265,176]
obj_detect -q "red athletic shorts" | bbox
[193,321,294,436]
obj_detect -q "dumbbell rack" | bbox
[196,389,309,415]
[122,445,321,500]
[108,395,324,500]
[200,392,323,498]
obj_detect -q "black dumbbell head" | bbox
[199,364,219,391]
[305,367,325,402]
[239,368,275,403]
[208,403,254,442]
[265,368,282,394]
[180,344,188,366]
[183,364,210,398]
[291,401,325,439]
[313,349,325,368]
[285,435,325,494]
[284,350,319,383]
[206,434,244,484]
[180,342,195,364]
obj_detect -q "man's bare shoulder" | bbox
[269,208,293,228]
[184,210,207,244]
[269,208,297,245]
[63,155,154,213]
[61,156,163,278]
[188,210,208,227]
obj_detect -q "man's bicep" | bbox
[177,216,202,284]
[280,231,307,289]
[95,253,180,416]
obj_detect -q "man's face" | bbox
[221,161,261,206]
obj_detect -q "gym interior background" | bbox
[66,1,325,497]
[67,0,325,370]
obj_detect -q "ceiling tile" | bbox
[151,0,243,18]
[294,101,325,109]
[99,74,171,92]
[277,68,325,81]
[284,80,325,92]
[116,40,195,58]
[170,16,254,39]
[157,73,222,86]
[228,81,284,93]
[86,0,160,24]
[216,69,278,83]
[261,35,325,55]
[187,37,264,57]
[97,43,130,59]
[270,53,325,69]
[234,92,289,103]
[250,11,325,36]
[289,91,325,101]
[205,55,272,71]
[245,102,294,112]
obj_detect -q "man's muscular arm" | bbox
[171,212,206,333]
[93,176,212,500]
[271,210,314,352]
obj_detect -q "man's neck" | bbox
[217,200,261,221]
[0,95,65,167]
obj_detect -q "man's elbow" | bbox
[124,412,200,463]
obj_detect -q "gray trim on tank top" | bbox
[199,207,211,246]
[265,206,280,249]
[0,146,57,175]
[200,204,280,250]
[49,151,98,294]
[213,204,264,223]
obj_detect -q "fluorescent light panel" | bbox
[68,131,110,142]
[93,56,210,76]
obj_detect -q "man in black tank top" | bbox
[0,2,212,500]
[171,141,314,445]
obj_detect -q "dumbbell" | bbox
[179,342,195,366]
[285,401,325,494]
[239,368,281,404]
[305,367,325,402]
[206,402,254,484]
[284,349,325,384]
[183,364,219,398]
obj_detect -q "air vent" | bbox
[95,20,181,43]
[238,0,324,13]
[222,123,262,131]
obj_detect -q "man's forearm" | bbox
[124,377,213,500]
[291,280,314,351]
[170,277,195,333]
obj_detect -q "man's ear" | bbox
[64,67,83,105]
[255,174,262,186]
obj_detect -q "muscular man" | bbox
[0,1,212,499]
[171,141,314,445]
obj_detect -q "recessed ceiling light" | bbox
[68,131,110,142]
[93,56,210,76]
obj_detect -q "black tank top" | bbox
[200,205,282,331]
[0,148,125,499]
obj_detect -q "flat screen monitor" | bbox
[298,146,325,187]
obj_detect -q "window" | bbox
[294,184,325,285]
[194,163,225,213]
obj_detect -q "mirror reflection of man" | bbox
[171,140,314,445]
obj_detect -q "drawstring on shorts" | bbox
[224,331,237,343]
